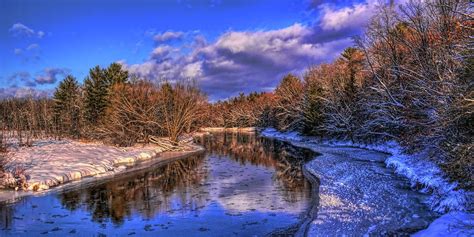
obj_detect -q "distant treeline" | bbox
[0,62,206,147]
[204,0,473,189]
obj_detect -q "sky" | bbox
[0,0,386,100]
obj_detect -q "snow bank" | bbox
[5,139,201,191]
[260,128,472,213]
[413,212,474,237]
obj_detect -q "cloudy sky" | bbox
[1,0,384,100]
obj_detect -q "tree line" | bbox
[204,0,472,189]
[0,63,206,148]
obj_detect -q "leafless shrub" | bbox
[99,81,162,146]
[156,81,207,144]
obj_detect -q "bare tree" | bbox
[205,92,276,128]
[99,81,162,146]
[156,81,207,144]
[274,74,304,131]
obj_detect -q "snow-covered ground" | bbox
[3,139,202,192]
[260,128,473,236]
[414,212,474,237]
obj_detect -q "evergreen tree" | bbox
[340,47,364,142]
[105,62,128,85]
[341,47,363,104]
[53,75,80,137]
[83,66,108,125]
[83,63,129,125]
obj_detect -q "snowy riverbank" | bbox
[260,128,473,236]
[2,139,204,192]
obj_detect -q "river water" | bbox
[0,132,317,236]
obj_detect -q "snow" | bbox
[260,128,472,213]
[4,139,202,191]
[261,128,474,235]
[261,128,438,235]
[261,128,302,142]
[413,212,474,237]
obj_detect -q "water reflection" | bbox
[0,132,316,236]
[59,155,207,225]
[197,133,314,201]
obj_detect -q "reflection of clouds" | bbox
[197,133,314,214]
[208,157,301,214]
[214,187,308,215]
[198,132,314,199]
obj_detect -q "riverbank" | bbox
[1,138,204,193]
[260,128,473,236]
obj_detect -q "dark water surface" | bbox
[0,133,316,236]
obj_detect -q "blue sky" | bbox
[1,0,382,100]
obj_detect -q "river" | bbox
[0,132,317,236]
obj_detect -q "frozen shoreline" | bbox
[260,128,472,212]
[1,139,204,193]
[259,128,473,236]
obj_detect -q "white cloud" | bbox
[153,31,185,43]
[200,24,325,69]
[38,31,45,39]
[13,44,41,61]
[123,23,351,100]
[319,0,379,31]
[9,23,35,37]
[37,31,45,38]
[0,87,51,99]
[9,23,45,38]
[181,61,203,79]
[150,45,173,60]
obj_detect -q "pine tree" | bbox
[53,75,80,137]
[83,66,108,125]
[105,62,128,85]
[340,47,364,142]
[83,63,129,126]
[341,47,363,104]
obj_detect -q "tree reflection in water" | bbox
[0,203,14,231]
[196,132,315,202]
[58,155,207,226]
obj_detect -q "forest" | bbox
[0,0,472,191]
